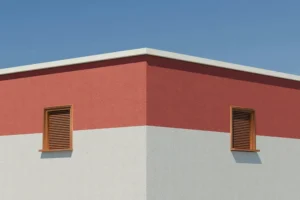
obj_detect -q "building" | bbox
[0,48,300,200]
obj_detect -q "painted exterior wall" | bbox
[2,54,300,199]
[1,125,299,200]
[3,55,300,138]
[147,56,300,139]
[0,127,146,200]
[147,126,300,200]
[0,57,147,199]
[0,57,147,135]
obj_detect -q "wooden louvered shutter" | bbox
[41,106,73,151]
[231,107,256,151]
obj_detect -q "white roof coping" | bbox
[0,48,299,82]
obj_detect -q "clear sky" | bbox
[1,0,300,74]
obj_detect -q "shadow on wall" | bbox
[231,151,262,164]
[40,151,73,159]
[147,56,300,90]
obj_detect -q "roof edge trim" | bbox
[145,48,300,82]
[0,47,299,82]
[0,48,147,76]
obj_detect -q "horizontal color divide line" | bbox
[0,125,300,140]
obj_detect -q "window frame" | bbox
[230,106,259,152]
[39,105,73,152]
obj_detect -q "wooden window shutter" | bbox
[41,106,73,152]
[230,107,258,152]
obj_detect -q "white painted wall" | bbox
[0,127,146,200]
[2,125,299,200]
[146,126,300,200]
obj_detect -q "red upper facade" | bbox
[1,48,300,139]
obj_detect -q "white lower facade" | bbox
[0,126,300,200]
[147,126,300,200]
[0,127,147,200]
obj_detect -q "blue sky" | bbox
[1,0,300,74]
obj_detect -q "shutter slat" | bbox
[49,142,70,145]
[49,119,70,123]
[48,133,70,137]
[49,144,70,147]
[48,127,70,132]
[48,137,70,141]
[49,116,70,119]
[233,121,249,124]
[49,145,70,149]
[233,140,251,144]
[49,141,70,145]
[49,119,70,122]
[48,126,70,131]
[48,143,70,149]
[48,135,70,139]
[233,136,250,140]
[233,127,250,130]
[49,115,70,119]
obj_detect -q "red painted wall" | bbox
[147,56,300,139]
[2,55,300,139]
[0,57,147,135]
